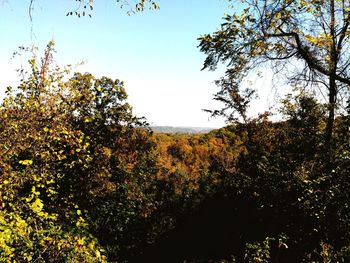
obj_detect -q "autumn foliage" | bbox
[1,43,350,262]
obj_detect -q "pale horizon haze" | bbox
[0,0,275,128]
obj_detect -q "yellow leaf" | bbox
[31,198,44,213]
[19,160,33,166]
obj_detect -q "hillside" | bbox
[151,126,215,134]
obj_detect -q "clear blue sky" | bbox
[0,0,273,127]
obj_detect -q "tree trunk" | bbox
[325,0,337,148]
[325,77,336,146]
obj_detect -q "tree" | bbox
[0,52,108,263]
[0,41,159,261]
[199,0,350,145]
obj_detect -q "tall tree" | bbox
[199,0,350,144]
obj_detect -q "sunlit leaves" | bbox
[199,0,350,141]
[19,160,33,166]
[0,44,113,261]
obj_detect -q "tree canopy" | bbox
[199,0,350,143]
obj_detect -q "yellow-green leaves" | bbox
[30,198,43,214]
[2,180,9,185]
[19,160,33,166]
[0,43,112,262]
[0,41,152,262]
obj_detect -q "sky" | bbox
[0,0,276,128]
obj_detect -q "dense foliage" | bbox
[1,44,350,262]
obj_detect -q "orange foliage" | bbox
[152,129,246,195]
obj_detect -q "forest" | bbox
[2,0,350,262]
